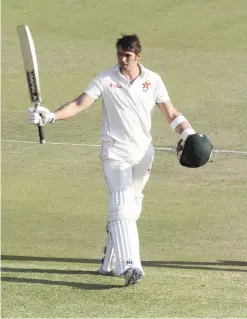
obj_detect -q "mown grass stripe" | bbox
[2,139,247,156]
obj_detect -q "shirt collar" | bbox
[138,63,145,73]
[115,63,146,78]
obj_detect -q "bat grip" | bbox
[38,124,45,144]
[35,103,45,144]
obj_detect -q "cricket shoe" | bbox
[124,267,144,286]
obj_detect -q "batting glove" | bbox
[28,106,55,125]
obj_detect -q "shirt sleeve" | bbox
[84,75,103,100]
[155,75,170,103]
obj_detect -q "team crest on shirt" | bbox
[142,81,151,92]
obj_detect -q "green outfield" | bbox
[2,0,247,318]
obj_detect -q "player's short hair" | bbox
[116,34,142,55]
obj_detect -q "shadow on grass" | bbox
[1,267,97,275]
[1,276,123,290]
[142,260,247,272]
[1,255,247,272]
[1,256,247,290]
[1,255,99,263]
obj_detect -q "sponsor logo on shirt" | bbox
[109,82,123,89]
[143,81,151,92]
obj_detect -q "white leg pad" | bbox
[102,191,143,271]
[101,226,116,272]
[108,188,136,219]
[108,219,141,275]
[101,159,143,276]
[102,194,143,272]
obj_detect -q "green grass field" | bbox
[2,0,247,318]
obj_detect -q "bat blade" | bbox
[17,24,45,144]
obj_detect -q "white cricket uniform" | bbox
[85,64,170,276]
[85,63,170,164]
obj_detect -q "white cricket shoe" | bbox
[124,267,144,286]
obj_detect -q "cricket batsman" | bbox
[28,34,212,286]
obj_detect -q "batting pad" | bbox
[102,194,144,272]
[101,227,116,272]
[108,219,141,275]
[108,188,137,218]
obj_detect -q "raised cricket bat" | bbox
[17,25,45,144]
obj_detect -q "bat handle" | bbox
[35,103,46,144]
[38,124,45,144]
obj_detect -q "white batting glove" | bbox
[28,106,55,125]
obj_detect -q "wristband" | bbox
[170,115,187,130]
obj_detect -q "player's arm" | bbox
[155,75,195,140]
[157,100,195,140]
[54,93,95,120]
[28,93,96,125]
[28,74,102,125]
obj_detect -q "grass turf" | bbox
[2,0,247,317]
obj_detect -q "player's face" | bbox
[117,47,141,71]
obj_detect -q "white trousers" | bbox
[100,144,154,275]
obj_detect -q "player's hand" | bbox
[176,132,196,159]
[28,106,55,125]
[176,138,184,159]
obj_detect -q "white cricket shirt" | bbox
[85,64,170,163]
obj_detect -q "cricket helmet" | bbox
[177,133,213,168]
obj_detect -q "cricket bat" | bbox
[17,25,45,144]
